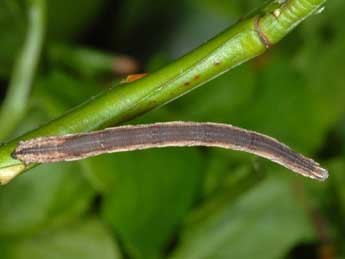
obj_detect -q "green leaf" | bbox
[0,0,106,76]
[32,70,101,117]
[237,59,322,153]
[171,64,256,124]
[171,176,314,259]
[326,159,345,219]
[45,0,107,40]
[3,218,122,259]
[0,162,95,237]
[0,0,25,76]
[100,148,204,259]
[201,150,262,198]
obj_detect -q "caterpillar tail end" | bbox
[311,166,328,182]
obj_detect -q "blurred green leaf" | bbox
[100,148,204,259]
[31,70,101,117]
[3,218,122,259]
[325,159,345,255]
[115,0,180,42]
[185,0,242,18]
[46,0,107,40]
[48,44,139,78]
[171,64,256,124]
[326,159,345,220]
[338,119,345,154]
[202,150,262,198]
[237,58,323,153]
[0,0,25,77]
[0,0,106,76]
[171,176,314,259]
[0,162,95,237]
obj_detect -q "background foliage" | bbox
[0,0,344,258]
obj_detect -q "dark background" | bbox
[0,0,344,258]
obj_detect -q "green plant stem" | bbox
[0,0,45,140]
[0,0,326,184]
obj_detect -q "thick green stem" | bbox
[0,0,326,184]
[0,0,45,140]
